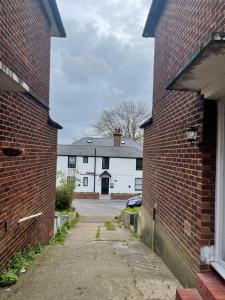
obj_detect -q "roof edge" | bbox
[41,0,66,38]
[48,116,63,129]
[143,0,167,38]
[140,117,153,129]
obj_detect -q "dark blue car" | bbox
[126,196,142,208]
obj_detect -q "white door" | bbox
[212,100,225,277]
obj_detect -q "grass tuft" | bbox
[96,226,100,239]
[50,213,80,245]
[104,221,116,231]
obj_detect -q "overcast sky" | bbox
[50,0,154,144]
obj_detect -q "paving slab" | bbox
[0,218,181,300]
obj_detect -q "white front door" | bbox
[212,100,225,277]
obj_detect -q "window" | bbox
[102,157,110,169]
[136,158,143,170]
[135,178,142,191]
[67,176,75,190]
[83,156,88,163]
[68,156,76,168]
[83,177,88,186]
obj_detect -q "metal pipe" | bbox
[18,213,43,223]
[152,204,157,250]
[93,148,97,193]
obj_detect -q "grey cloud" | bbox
[50,0,154,143]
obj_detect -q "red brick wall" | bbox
[0,0,57,272]
[111,193,139,200]
[0,0,51,102]
[74,192,100,199]
[143,0,225,271]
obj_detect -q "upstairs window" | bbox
[136,158,143,170]
[68,156,76,168]
[83,177,88,186]
[135,178,142,191]
[102,157,110,169]
[83,156,88,163]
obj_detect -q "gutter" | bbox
[48,116,63,129]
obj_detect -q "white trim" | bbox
[211,262,225,279]
[213,100,225,276]
[0,61,30,92]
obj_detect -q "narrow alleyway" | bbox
[0,215,180,300]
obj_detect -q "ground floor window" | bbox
[67,176,76,191]
[83,177,88,186]
[135,178,142,191]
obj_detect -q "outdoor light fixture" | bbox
[186,127,198,142]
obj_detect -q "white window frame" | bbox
[135,178,142,191]
[212,100,225,278]
[68,156,76,168]
[83,177,88,186]
[83,156,88,163]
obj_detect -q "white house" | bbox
[57,129,143,198]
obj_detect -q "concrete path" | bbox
[0,217,180,300]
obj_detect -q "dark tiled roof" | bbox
[57,144,143,159]
[72,137,143,150]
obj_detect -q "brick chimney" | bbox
[113,128,122,147]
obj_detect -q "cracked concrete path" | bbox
[0,217,180,300]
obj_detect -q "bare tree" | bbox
[93,101,150,141]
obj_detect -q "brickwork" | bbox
[74,192,100,199]
[0,0,51,102]
[143,0,225,273]
[0,0,59,272]
[111,193,139,200]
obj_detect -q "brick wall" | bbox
[0,0,51,102]
[0,0,58,272]
[143,0,225,272]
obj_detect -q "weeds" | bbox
[115,213,122,222]
[50,213,80,245]
[0,245,44,287]
[96,226,100,239]
[104,221,116,231]
[124,207,140,213]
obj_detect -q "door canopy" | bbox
[167,33,225,101]
[99,171,112,178]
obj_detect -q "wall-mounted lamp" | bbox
[186,127,198,142]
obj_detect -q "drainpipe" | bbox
[93,148,96,193]
[152,204,157,250]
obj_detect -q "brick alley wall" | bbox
[0,0,58,272]
[0,0,51,102]
[143,0,225,273]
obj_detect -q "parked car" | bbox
[126,196,142,208]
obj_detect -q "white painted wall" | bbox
[57,155,142,195]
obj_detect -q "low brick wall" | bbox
[74,192,100,199]
[111,193,140,200]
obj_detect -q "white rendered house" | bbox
[57,129,143,197]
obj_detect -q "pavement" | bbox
[73,198,127,218]
[0,200,181,300]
